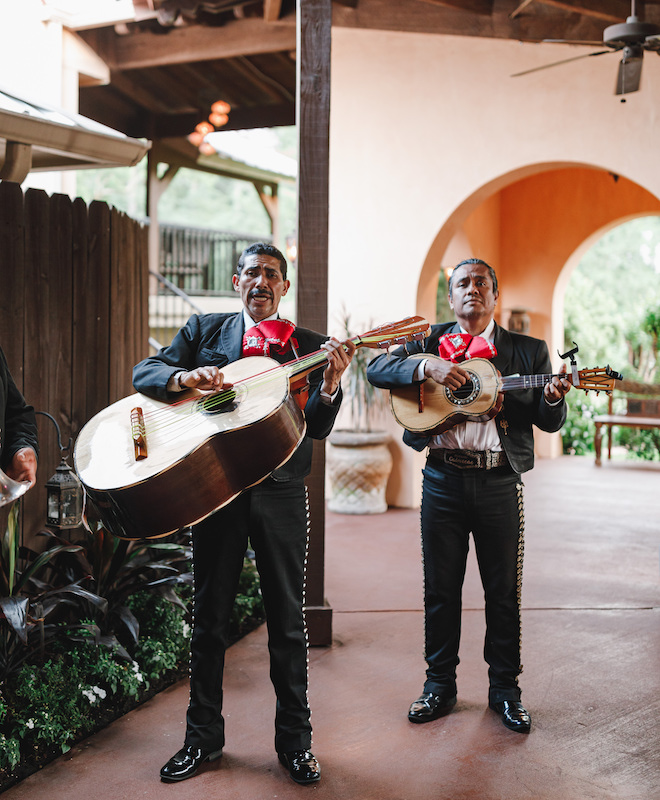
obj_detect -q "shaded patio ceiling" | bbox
[75,0,660,152]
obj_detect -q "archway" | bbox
[386,165,660,508]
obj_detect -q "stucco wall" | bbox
[327,27,660,507]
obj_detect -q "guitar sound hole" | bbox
[198,391,239,416]
[445,374,481,406]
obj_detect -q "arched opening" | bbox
[557,215,660,460]
[386,166,660,508]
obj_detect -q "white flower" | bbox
[26,719,35,729]
[82,689,98,705]
[131,661,144,683]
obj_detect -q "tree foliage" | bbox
[561,216,660,458]
[74,127,297,244]
[564,216,660,384]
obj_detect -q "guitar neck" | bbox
[501,373,568,392]
[283,335,364,382]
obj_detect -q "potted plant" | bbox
[326,313,393,514]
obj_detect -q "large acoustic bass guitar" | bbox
[390,354,622,433]
[74,317,430,540]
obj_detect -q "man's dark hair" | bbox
[448,258,498,296]
[236,242,288,279]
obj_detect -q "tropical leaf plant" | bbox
[40,520,193,652]
[0,504,88,681]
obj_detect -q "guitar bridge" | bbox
[130,407,148,461]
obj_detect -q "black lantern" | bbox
[36,412,83,529]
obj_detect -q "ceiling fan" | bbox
[512,0,660,96]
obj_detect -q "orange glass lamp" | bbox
[211,100,231,115]
[195,121,214,136]
[209,112,229,127]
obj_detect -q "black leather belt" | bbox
[428,448,509,470]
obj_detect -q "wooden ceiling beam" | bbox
[528,1,632,23]
[106,70,195,115]
[263,0,284,22]
[331,0,612,42]
[81,16,296,71]
[416,0,493,14]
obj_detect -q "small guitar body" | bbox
[390,356,503,433]
[75,357,305,540]
[389,355,621,434]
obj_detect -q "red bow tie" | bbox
[242,319,296,357]
[438,332,497,363]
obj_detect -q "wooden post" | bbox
[296,0,333,646]
[146,145,179,278]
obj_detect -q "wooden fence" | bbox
[0,182,148,546]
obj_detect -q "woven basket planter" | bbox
[326,430,393,514]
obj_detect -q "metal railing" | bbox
[158,224,271,296]
[149,271,206,352]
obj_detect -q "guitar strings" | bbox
[133,322,421,440]
[137,348,333,439]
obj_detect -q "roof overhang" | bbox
[0,96,150,184]
[153,138,295,186]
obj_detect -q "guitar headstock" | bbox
[355,316,431,350]
[574,366,623,394]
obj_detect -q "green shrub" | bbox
[0,693,20,771]
[562,392,660,460]
[128,591,190,681]
[617,426,660,461]
[0,549,263,790]
[562,394,608,455]
[10,649,98,755]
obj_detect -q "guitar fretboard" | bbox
[501,373,563,391]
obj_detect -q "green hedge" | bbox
[0,552,264,791]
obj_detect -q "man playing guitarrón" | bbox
[367,258,571,733]
[133,243,354,784]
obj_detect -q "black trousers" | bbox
[184,477,312,754]
[420,459,525,704]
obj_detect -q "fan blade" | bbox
[542,39,606,47]
[512,50,613,78]
[616,50,643,94]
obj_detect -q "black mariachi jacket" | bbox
[366,321,567,475]
[132,312,342,481]
[0,348,39,471]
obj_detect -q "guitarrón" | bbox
[74,317,430,540]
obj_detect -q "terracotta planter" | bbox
[326,430,393,514]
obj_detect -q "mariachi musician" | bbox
[133,243,355,785]
[367,258,571,734]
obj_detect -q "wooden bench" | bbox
[594,380,660,466]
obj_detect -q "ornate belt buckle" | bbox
[485,451,502,469]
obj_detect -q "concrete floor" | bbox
[4,456,659,800]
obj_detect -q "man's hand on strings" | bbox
[320,338,356,397]
[424,358,470,390]
[544,362,571,403]
[177,366,227,393]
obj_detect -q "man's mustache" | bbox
[250,289,273,299]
